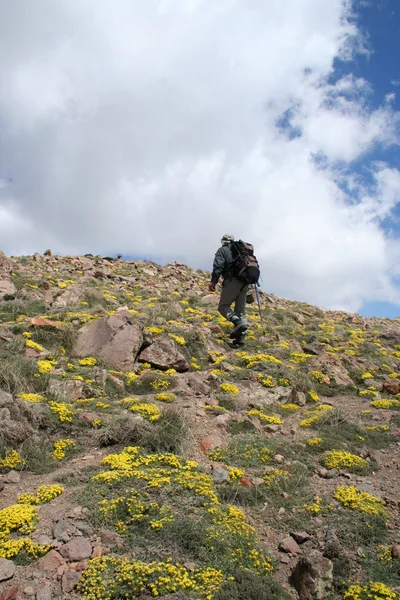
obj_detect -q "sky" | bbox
[0,0,399,317]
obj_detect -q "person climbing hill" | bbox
[209,234,260,346]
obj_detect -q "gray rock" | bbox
[138,335,189,372]
[59,538,92,561]
[53,519,78,541]
[4,471,20,484]
[289,389,307,406]
[36,586,52,600]
[212,467,230,485]
[326,469,339,479]
[73,311,143,372]
[0,558,16,582]
[290,551,333,600]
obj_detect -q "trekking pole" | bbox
[254,284,263,323]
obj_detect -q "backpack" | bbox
[230,240,260,284]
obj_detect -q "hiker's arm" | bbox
[211,246,228,285]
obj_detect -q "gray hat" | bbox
[221,234,234,245]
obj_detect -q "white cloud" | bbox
[0,0,399,312]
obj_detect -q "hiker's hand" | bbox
[209,282,216,292]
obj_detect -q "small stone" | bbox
[37,550,65,573]
[326,469,339,479]
[38,536,53,547]
[23,587,35,597]
[215,413,231,427]
[282,492,289,500]
[280,555,291,564]
[36,586,52,600]
[4,471,20,484]
[240,476,252,488]
[0,558,16,582]
[183,562,196,571]
[279,536,302,554]
[60,537,92,561]
[278,507,286,516]
[274,454,284,463]
[199,435,223,454]
[392,544,400,559]
[212,467,230,484]
[0,586,19,600]
[291,531,311,545]
[318,468,328,478]
[265,424,281,433]
[251,477,265,486]
[62,569,82,593]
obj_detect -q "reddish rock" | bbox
[59,538,92,561]
[30,317,59,328]
[0,585,18,600]
[240,476,252,488]
[37,549,65,572]
[279,536,302,554]
[289,389,306,406]
[392,544,400,559]
[199,435,223,454]
[291,531,311,544]
[215,413,231,427]
[382,379,400,395]
[73,311,143,372]
[188,374,211,395]
[138,336,189,372]
[62,569,82,593]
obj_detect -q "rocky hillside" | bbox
[1,249,400,600]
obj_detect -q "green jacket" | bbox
[211,244,233,284]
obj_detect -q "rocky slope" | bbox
[1,250,400,600]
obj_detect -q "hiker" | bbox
[209,234,260,346]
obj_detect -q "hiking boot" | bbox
[232,332,246,347]
[229,316,247,339]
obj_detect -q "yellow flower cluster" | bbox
[377,545,393,563]
[333,486,388,518]
[91,419,102,428]
[236,351,281,367]
[37,358,57,374]
[18,485,64,505]
[323,450,367,471]
[344,581,400,600]
[311,370,328,384]
[79,556,224,600]
[220,383,239,395]
[257,374,275,387]
[0,450,25,470]
[99,490,173,532]
[25,339,45,352]
[264,468,291,487]
[49,401,73,422]
[18,392,45,403]
[371,399,400,409]
[119,398,161,421]
[144,326,165,335]
[247,410,282,425]
[168,333,186,345]
[307,437,323,447]
[307,390,319,402]
[52,439,76,460]
[226,466,245,482]
[0,536,51,559]
[300,404,334,428]
[79,356,97,366]
[290,352,313,364]
[96,402,110,409]
[125,371,139,384]
[150,379,170,390]
[155,393,175,403]
[359,389,379,398]
[280,403,300,412]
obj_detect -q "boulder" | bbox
[48,378,88,401]
[54,284,86,307]
[309,353,353,387]
[0,558,15,582]
[0,251,16,298]
[59,538,92,561]
[73,311,143,372]
[37,550,65,572]
[382,379,400,395]
[289,389,307,406]
[290,551,333,600]
[62,569,82,593]
[138,336,189,372]
[0,586,19,600]
[278,536,302,554]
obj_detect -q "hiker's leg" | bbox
[218,278,241,319]
[234,283,249,321]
